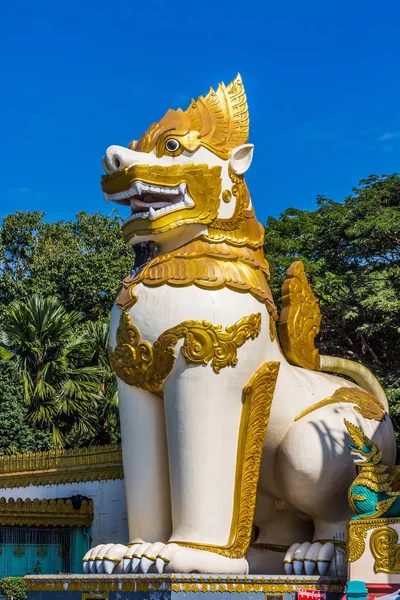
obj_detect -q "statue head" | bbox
[344,419,382,466]
[101,75,254,247]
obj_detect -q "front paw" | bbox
[83,543,128,574]
[122,542,248,574]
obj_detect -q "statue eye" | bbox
[165,139,181,153]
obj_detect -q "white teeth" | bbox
[134,182,143,196]
[103,192,110,203]
[179,183,186,194]
[183,194,194,206]
[148,207,156,218]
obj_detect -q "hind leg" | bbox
[247,490,312,574]
[275,412,356,575]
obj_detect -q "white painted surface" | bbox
[0,478,128,546]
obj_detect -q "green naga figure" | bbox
[345,419,400,520]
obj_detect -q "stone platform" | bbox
[25,573,344,600]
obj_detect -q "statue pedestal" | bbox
[348,517,400,584]
[25,573,343,600]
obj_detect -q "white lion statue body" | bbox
[83,75,395,576]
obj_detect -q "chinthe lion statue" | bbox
[83,75,395,576]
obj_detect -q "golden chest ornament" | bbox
[109,310,262,397]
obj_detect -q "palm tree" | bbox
[79,321,120,445]
[0,295,103,447]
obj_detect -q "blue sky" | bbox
[1,0,399,226]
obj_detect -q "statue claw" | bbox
[284,541,338,576]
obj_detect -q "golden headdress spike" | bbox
[344,419,372,448]
[184,73,249,158]
[134,74,249,158]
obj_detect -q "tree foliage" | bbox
[265,174,400,434]
[0,359,52,455]
[0,211,133,321]
[0,577,27,600]
[0,211,132,448]
[0,295,104,447]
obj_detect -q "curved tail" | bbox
[319,355,388,412]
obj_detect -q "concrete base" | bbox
[26,573,343,600]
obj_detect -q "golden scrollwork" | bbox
[116,238,275,313]
[269,314,277,341]
[25,572,341,593]
[129,74,249,160]
[176,361,280,558]
[109,311,262,395]
[207,165,249,234]
[206,207,266,249]
[0,497,93,528]
[295,387,386,422]
[370,526,400,573]
[0,445,123,488]
[347,516,400,562]
[279,261,321,370]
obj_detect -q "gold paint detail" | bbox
[25,574,342,594]
[0,497,93,528]
[222,189,232,202]
[351,468,398,496]
[117,238,275,312]
[370,526,400,573]
[347,517,400,562]
[109,311,262,394]
[279,261,321,370]
[207,165,249,234]
[250,543,290,553]
[102,164,222,240]
[0,445,123,488]
[175,362,280,558]
[295,387,386,422]
[269,314,277,342]
[344,420,400,504]
[132,74,248,160]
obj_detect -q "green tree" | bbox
[0,295,103,447]
[0,211,133,321]
[0,359,52,455]
[67,321,120,447]
[265,174,400,437]
[0,577,27,600]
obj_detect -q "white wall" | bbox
[0,478,129,546]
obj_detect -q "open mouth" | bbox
[350,450,367,463]
[103,181,195,223]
